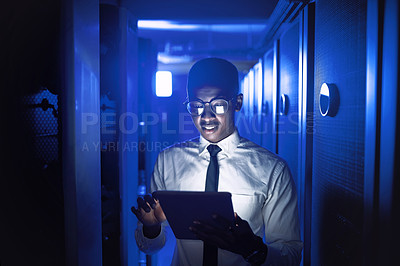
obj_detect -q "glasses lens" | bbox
[187,101,204,116]
[211,99,229,114]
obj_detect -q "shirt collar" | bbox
[199,129,240,158]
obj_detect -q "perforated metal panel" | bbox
[22,88,60,164]
[312,0,366,264]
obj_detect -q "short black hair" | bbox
[187,57,239,100]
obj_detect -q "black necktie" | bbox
[203,145,222,266]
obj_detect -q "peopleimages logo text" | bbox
[81,111,316,135]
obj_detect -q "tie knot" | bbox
[207,145,222,157]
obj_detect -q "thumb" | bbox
[234,212,243,221]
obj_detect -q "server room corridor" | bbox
[1,0,399,265]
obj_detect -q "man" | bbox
[132,58,303,265]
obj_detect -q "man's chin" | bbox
[200,130,220,143]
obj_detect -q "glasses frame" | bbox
[184,96,237,116]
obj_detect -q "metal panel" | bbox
[378,0,400,264]
[363,0,381,264]
[261,49,275,151]
[2,1,65,265]
[248,68,255,135]
[253,60,263,145]
[100,5,121,265]
[61,0,102,265]
[298,4,314,266]
[238,71,249,139]
[312,0,367,264]
[277,19,300,191]
[272,41,280,154]
[118,7,139,266]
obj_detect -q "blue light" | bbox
[156,71,172,97]
[138,20,200,31]
[137,20,267,32]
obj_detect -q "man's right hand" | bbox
[131,194,167,239]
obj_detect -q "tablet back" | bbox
[153,191,235,240]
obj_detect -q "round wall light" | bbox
[319,83,339,117]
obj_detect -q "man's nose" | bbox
[201,103,215,119]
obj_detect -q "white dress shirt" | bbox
[135,130,303,265]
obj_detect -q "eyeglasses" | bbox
[185,97,235,116]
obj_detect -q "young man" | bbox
[132,58,303,265]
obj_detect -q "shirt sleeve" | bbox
[261,162,304,265]
[134,151,167,254]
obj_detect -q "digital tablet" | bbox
[152,191,235,240]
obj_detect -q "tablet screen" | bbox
[153,191,235,240]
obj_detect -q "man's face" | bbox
[190,86,241,143]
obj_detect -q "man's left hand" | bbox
[189,212,265,258]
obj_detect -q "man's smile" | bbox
[201,122,219,134]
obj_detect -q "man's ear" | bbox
[235,93,243,111]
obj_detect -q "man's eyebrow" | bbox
[201,96,228,102]
[210,95,230,100]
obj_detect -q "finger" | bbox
[131,206,139,215]
[193,220,223,231]
[212,214,234,229]
[144,194,156,209]
[192,221,234,241]
[231,215,254,237]
[131,206,144,220]
[154,198,161,208]
[234,212,247,226]
[137,197,151,212]
[152,192,159,201]
[191,221,219,234]
[234,212,242,221]
[236,217,250,228]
